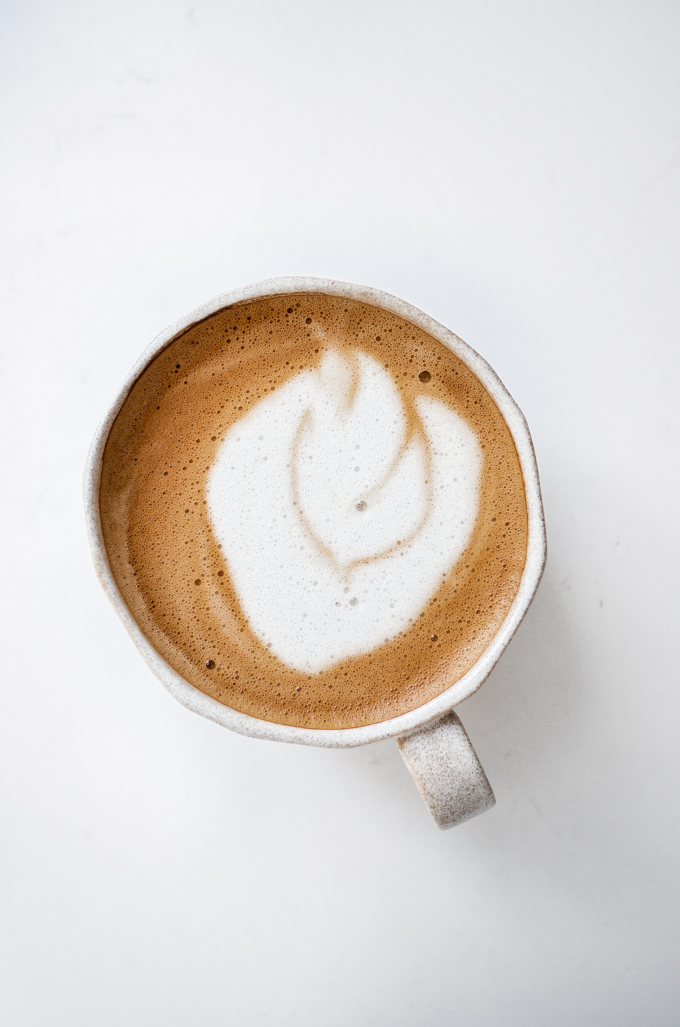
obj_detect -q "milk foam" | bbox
[207,349,482,673]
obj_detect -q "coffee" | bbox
[100,292,528,729]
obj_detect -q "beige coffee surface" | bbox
[100,294,528,729]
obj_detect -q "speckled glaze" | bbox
[84,278,546,827]
[398,712,496,828]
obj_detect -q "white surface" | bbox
[209,347,482,672]
[1,1,679,1024]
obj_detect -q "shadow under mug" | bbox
[84,277,546,829]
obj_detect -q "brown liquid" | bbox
[100,293,528,729]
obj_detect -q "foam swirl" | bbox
[207,349,482,673]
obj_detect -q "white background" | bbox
[1,2,679,1024]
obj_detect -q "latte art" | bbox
[99,291,528,730]
[208,350,482,671]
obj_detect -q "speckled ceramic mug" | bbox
[84,278,546,829]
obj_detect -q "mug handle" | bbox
[397,711,495,829]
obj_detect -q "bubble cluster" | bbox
[100,292,528,730]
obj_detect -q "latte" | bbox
[100,292,528,729]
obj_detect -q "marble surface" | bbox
[1,2,679,1025]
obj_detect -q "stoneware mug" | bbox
[84,277,546,829]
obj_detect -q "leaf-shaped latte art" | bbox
[207,350,482,673]
[295,350,429,568]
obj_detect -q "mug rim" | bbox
[84,276,546,748]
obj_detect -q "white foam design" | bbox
[207,350,482,673]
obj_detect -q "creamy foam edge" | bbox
[208,349,482,672]
[99,293,528,730]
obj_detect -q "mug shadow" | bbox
[457,560,584,802]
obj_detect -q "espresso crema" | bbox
[100,293,528,729]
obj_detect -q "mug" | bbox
[84,277,546,829]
